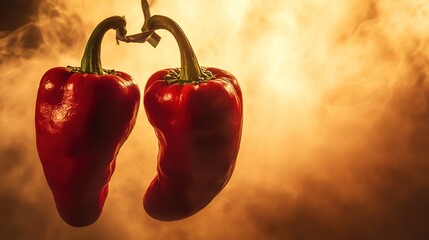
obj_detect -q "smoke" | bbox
[1,0,429,239]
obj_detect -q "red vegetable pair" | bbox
[35,1,242,227]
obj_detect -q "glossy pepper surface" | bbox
[140,15,243,221]
[35,16,140,227]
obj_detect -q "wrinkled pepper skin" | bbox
[143,67,242,221]
[35,67,140,227]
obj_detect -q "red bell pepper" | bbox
[137,14,243,221]
[35,16,140,227]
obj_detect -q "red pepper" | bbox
[140,15,243,221]
[35,16,140,227]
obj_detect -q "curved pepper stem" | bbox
[81,16,127,75]
[145,15,203,82]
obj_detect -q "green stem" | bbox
[81,16,127,74]
[145,15,202,82]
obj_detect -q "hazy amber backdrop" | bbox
[1,0,429,239]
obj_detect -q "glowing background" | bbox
[1,0,429,239]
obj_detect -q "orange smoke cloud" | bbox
[1,0,429,239]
